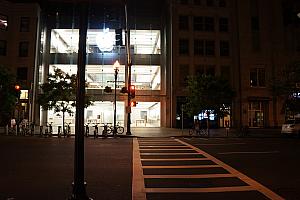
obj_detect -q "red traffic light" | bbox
[15,85,21,91]
[129,85,135,98]
[130,101,137,107]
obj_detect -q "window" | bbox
[206,65,215,76]
[206,0,214,6]
[220,40,229,56]
[193,16,203,31]
[179,15,189,30]
[194,39,204,55]
[20,17,30,32]
[179,39,189,55]
[179,64,189,86]
[0,40,7,56]
[204,17,214,31]
[219,0,226,7]
[205,40,215,56]
[251,16,260,31]
[194,0,202,5]
[250,68,265,87]
[195,65,215,76]
[179,0,188,5]
[0,14,8,30]
[252,31,260,51]
[17,67,28,80]
[221,65,231,80]
[219,17,228,32]
[19,41,29,57]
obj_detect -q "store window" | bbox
[0,40,7,56]
[250,68,265,87]
[131,102,160,127]
[19,41,29,57]
[0,14,8,30]
[20,17,30,32]
[248,101,265,127]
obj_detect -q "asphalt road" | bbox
[182,137,300,200]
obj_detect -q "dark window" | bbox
[221,65,230,80]
[179,0,188,5]
[179,15,189,30]
[179,39,189,55]
[17,67,28,80]
[179,64,189,86]
[206,65,215,76]
[194,0,202,5]
[296,38,300,52]
[19,41,29,57]
[0,40,7,56]
[193,16,204,31]
[219,17,228,32]
[194,39,204,55]
[20,17,30,32]
[251,16,259,31]
[252,31,260,51]
[0,14,8,30]
[204,17,214,31]
[219,0,226,7]
[250,68,265,87]
[205,40,215,56]
[220,40,230,56]
[195,65,205,75]
[206,0,214,6]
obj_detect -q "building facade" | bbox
[1,0,300,133]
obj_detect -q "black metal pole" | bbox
[114,69,118,136]
[125,2,131,135]
[70,2,91,200]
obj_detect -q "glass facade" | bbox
[36,2,165,130]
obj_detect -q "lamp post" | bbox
[113,60,120,136]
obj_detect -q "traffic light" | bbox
[15,84,21,91]
[104,86,112,93]
[129,85,135,98]
[115,28,123,46]
[14,84,21,98]
[120,86,128,93]
[130,101,137,107]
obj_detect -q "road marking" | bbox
[140,148,194,151]
[142,165,220,169]
[193,143,246,146]
[143,174,235,179]
[132,138,146,200]
[218,151,280,155]
[176,139,285,200]
[140,152,199,155]
[145,186,255,193]
[141,158,209,161]
[139,145,188,148]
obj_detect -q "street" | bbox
[0,133,299,199]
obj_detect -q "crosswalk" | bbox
[132,138,284,200]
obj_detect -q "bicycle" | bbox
[46,122,53,137]
[93,123,99,138]
[64,122,71,137]
[189,126,209,137]
[107,122,124,135]
[85,123,90,137]
[8,125,17,135]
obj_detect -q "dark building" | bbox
[1,0,299,134]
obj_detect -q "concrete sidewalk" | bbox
[130,127,282,138]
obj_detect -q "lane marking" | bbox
[145,186,255,193]
[193,143,246,146]
[142,165,220,169]
[140,152,199,155]
[132,138,147,200]
[144,174,235,179]
[140,148,195,151]
[176,139,285,200]
[141,158,209,161]
[139,145,187,148]
[218,151,280,155]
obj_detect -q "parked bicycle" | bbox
[107,122,124,135]
[64,122,71,137]
[93,123,99,138]
[189,126,209,137]
[85,123,90,137]
[45,122,53,137]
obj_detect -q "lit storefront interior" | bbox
[39,27,162,130]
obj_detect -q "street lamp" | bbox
[113,60,120,136]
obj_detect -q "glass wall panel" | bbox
[131,102,160,127]
[131,65,160,90]
[130,30,161,54]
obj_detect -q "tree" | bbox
[38,67,92,131]
[184,74,235,121]
[0,66,20,126]
[271,61,300,117]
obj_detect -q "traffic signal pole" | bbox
[125,2,132,135]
